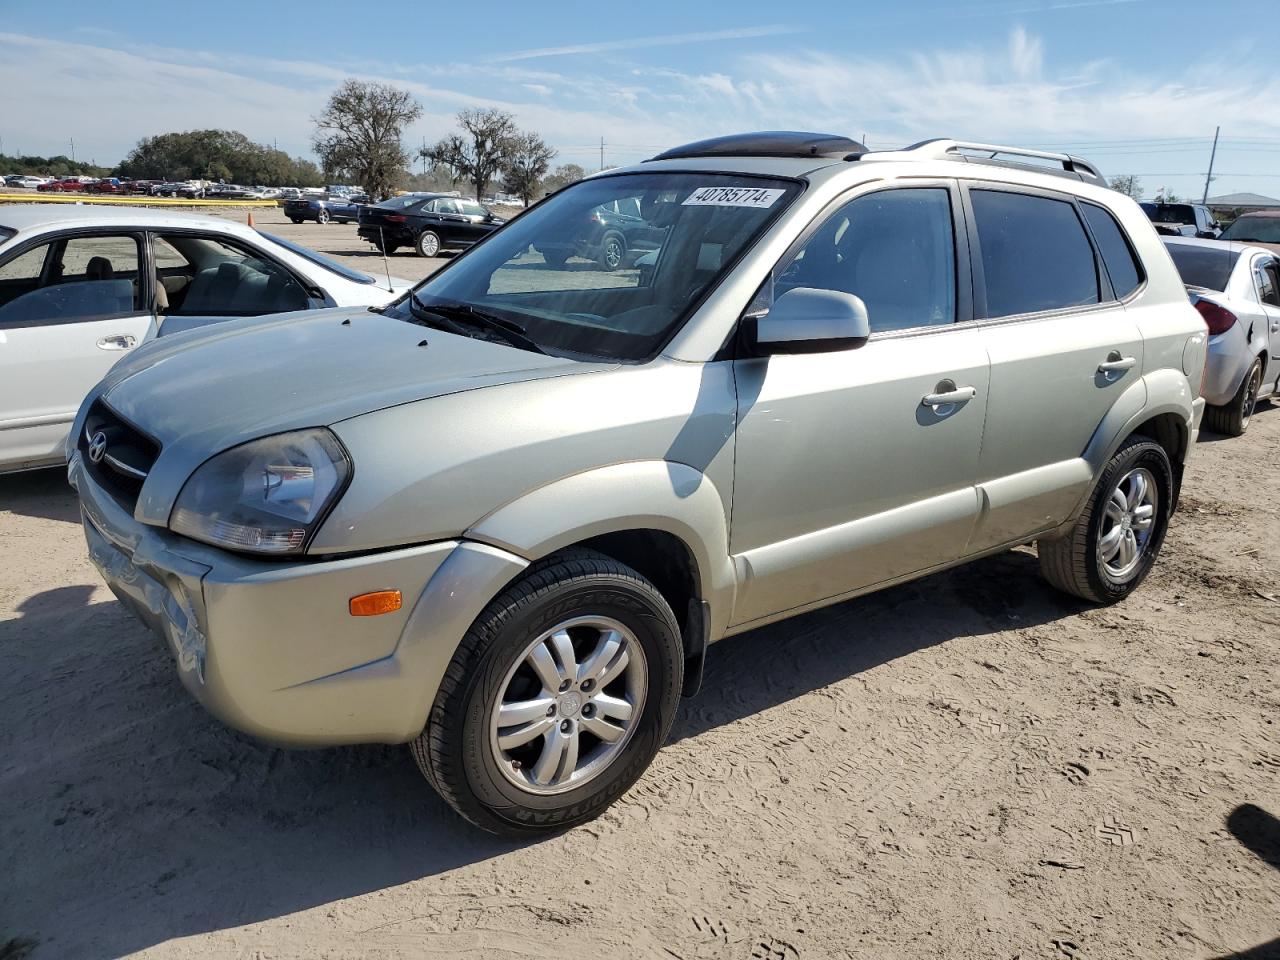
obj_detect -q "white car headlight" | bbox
[170,429,351,555]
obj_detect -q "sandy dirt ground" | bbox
[2,207,1279,960]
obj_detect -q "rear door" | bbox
[964,186,1145,552]
[0,232,152,470]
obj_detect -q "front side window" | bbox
[153,234,311,317]
[971,190,1099,317]
[1081,203,1143,299]
[387,172,800,361]
[775,187,956,332]
[0,234,141,328]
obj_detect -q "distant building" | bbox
[1206,191,1280,214]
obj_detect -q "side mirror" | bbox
[753,287,871,355]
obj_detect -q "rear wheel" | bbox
[1204,358,1263,437]
[416,230,442,258]
[411,550,683,836]
[597,231,626,271]
[1038,436,1172,604]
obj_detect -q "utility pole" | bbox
[70,137,75,162]
[1201,125,1220,204]
[599,136,604,172]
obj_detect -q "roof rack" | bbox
[650,131,868,162]
[852,139,1107,186]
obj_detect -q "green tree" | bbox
[541,162,586,196]
[114,130,321,186]
[501,132,556,206]
[1109,174,1142,200]
[313,79,421,199]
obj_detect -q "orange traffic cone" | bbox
[247,211,256,229]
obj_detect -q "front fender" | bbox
[467,460,737,641]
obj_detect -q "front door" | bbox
[730,184,990,627]
[0,233,152,471]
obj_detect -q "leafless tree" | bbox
[313,80,422,199]
[502,132,556,206]
[424,108,519,200]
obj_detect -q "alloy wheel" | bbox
[1242,364,1261,429]
[1097,466,1158,582]
[488,616,647,796]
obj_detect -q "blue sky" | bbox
[2,0,1278,200]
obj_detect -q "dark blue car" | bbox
[284,193,369,225]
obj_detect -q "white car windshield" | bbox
[387,172,800,361]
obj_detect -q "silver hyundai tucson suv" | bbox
[69,133,1208,835]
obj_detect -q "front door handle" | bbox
[1098,352,1137,376]
[922,384,977,407]
[96,334,136,351]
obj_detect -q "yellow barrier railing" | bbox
[0,192,279,207]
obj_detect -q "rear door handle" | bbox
[1098,353,1137,377]
[97,334,136,351]
[921,384,977,407]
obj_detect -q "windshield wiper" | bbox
[407,295,546,354]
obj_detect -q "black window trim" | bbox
[958,180,1137,329]
[0,226,150,330]
[735,177,974,356]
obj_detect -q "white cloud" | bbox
[486,25,807,63]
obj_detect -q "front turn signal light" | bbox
[349,590,403,617]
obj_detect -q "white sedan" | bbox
[0,204,412,474]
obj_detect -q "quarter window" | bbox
[971,190,1099,318]
[777,187,957,332]
[1255,260,1280,307]
[1081,203,1143,299]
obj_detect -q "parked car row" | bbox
[43,132,1221,837]
[3,175,313,201]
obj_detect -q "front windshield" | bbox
[260,231,377,285]
[1220,217,1280,244]
[385,172,801,361]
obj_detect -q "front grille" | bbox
[79,401,161,510]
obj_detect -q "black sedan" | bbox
[357,194,505,257]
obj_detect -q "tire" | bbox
[412,549,684,836]
[1204,357,1263,437]
[317,209,331,225]
[289,217,302,224]
[597,231,626,271]
[415,230,442,258]
[1038,436,1173,604]
[541,248,570,267]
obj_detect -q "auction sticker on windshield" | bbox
[682,186,786,208]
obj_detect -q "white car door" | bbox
[0,232,153,472]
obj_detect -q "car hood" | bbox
[92,307,613,522]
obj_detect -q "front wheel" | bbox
[1204,358,1262,437]
[317,209,331,225]
[411,550,684,836]
[1038,436,1173,604]
[415,230,442,258]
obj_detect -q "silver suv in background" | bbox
[69,133,1207,835]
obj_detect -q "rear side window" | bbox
[1255,260,1280,307]
[971,190,1099,317]
[1081,203,1143,299]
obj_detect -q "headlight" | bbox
[170,429,351,555]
